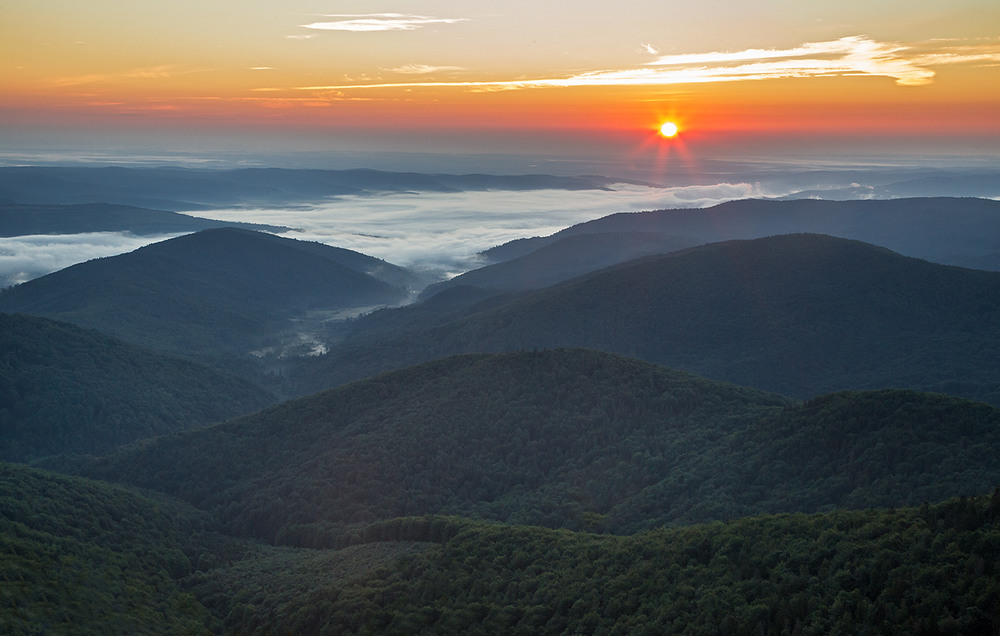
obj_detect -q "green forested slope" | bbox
[0,313,273,462]
[192,497,1000,635]
[5,463,998,635]
[604,388,1000,532]
[299,233,1000,404]
[0,463,221,635]
[86,349,787,543]
[84,349,1000,545]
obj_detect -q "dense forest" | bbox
[0,463,222,634]
[80,349,1000,548]
[206,497,1000,635]
[0,313,273,462]
[3,461,998,634]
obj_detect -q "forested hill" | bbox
[0,313,274,462]
[82,349,1000,546]
[198,498,1000,634]
[299,233,1000,405]
[481,197,1000,271]
[0,461,226,634]
[6,459,999,634]
[0,228,413,363]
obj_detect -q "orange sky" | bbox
[3,1,999,165]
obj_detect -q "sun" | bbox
[659,121,679,138]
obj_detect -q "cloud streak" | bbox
[300,13,467,33]
[282,36,1000,92]
[386,64,466,75]
[51,65,205,88]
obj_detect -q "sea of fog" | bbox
[0,181,764,287]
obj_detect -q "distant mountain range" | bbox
[0,313,273,462]
[478,197,1000,275]
[0,166,617,210]
[769,169,1000,200]
[2,165,998,212]
[420,231,703,298]
[0,228,417,368]
[0,202,288,237]
[299,233,1000,405]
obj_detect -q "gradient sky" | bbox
[3,1,999,168]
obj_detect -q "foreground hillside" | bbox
[201,500,1000,635]
[300,234,1000,404]
[83,349,1000,545]
[0,463,221,634]
[0,228,414,366]
[3,460,998,634]
[0,313,273,462]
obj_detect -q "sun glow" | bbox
[659,121,679,137]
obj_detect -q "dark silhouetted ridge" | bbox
[298,233,1000,404]
[0,228,412,363]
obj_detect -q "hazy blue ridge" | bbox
[0,166,617,210]
[0,202,289,237]
[0,228,413,368]
[297,233,1000,405]
[481,197,1000,271]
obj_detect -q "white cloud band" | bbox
[284,36,1000,92]
[300,13,468,33]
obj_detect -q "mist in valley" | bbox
[3,161,997,290]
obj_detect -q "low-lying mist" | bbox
[2,159,997,288]
[0,182,765,287]
[0,232,183,288]
[206,182,767,278]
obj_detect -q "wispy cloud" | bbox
[641,43,660,56]
[386,64,465,75]
[300,13,467,33]
[51,65,203,87]
[280,36,1000,93]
